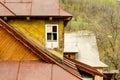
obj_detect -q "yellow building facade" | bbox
[7,18,65,59]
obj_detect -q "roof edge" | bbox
[64,57,104,77]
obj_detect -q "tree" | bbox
[61,0,120,79]
[95,4,120,79]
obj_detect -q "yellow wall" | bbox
[7,19,64,59]
[0,27,40,60]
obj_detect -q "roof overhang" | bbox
[64,57,104,77]
[0,0,72,17]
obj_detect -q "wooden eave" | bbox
[64,57,104,77]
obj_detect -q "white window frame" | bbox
[45,24,59,48]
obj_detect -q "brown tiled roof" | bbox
[0,0,72,16]
[0,19,103,79]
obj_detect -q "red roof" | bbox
[0,61,80,80]
[0,0,72,16]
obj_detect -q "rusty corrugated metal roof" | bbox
[0,0,72,16]
[0,61,80,80]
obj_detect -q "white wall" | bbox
[64,33,107,67]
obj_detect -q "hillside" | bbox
[61,0,120,79]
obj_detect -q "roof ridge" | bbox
[0,2,16,16]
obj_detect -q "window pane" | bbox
[52,26,57,32]
[53,33,57,40]
[47,33,52,40]
[47,26,52,33]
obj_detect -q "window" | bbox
[46,25,57,41]
[64,53,76,60]
[46,24,59,48]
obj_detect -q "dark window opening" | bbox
[53,33,57,40]
[52,26,57,32]
[78,70,93,78]
[47,33,51,40]
[68,55,71,58]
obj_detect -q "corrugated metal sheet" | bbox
[18,61,52,80]
[0,61,19,80]
[0,0,72,16]
[52,65,80,80]
[0,61,81,80]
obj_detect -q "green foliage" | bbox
[61,0,120,79]
[100,0,116,4]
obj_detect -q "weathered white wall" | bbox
[64,32,107,67]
